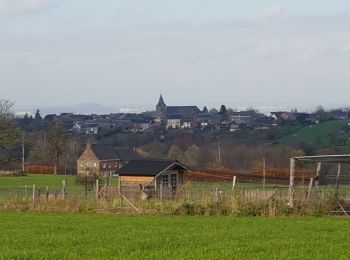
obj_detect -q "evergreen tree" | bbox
[34,109,42,120]
[219,105,227,116]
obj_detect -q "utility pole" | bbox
[22,132,25,172]
[65,153,70,185]
[218,145,222,166]
[263,157,266,190]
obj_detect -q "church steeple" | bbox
[157,95,166,107]
[156,95,167,119]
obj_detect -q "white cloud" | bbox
[0,0,58,16]
[257,5,286,19]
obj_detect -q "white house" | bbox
[166,116,182,129]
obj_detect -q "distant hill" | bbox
[36,103,118,115]
[276,120,350,152]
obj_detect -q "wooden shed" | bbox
[117,160,191,198]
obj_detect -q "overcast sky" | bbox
[1,0,350,111]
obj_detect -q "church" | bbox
[156,95,201,120]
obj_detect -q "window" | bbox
[170,173,177,188]
[162,175,169,187]
[102,162,107,169]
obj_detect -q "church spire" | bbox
[157,95,166,107]
[156,95,167,119]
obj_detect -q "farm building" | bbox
[117,160,191,198]
[77,144,121,177]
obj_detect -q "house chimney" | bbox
[86,137,94,148]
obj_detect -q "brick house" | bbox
[77,144,121,177]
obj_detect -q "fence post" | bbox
[232,176,237,192]
[288,158,296,208]
[307,177,314,200]
[62,180,66,199]
[315,162,322,189]
[118,175,123,209]
[118,175,121,196]
[95,179,99,200]
[214,186,219,202]
[335,163,342,200]
[32,184,36,205]
[46,186,49,200]
[24,185,27,198]
[160,180,163,200]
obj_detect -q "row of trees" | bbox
[0,99,79,174]
[140,142,301,170]
[26,121,79,174]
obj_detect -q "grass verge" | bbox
[0,212,349,259]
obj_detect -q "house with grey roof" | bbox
[77,144,121,177]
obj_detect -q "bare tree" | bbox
[0,100,20,164]
[47,120,68,174]
[0,99,14,118]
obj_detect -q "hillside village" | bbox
[0,96,344,176]
[17,95,350,137]
[3,1,350,258]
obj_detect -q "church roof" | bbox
[166,106,201,116]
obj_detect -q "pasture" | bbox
[277,120,350,150]
[0,212,349,259]
[0,174,120,197]
[0,174,75,188]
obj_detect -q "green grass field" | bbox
[0,174,120,197]
[0,174,117,187]
[277,120,350,151]
[0,174,75,188]
[0,212,349,259]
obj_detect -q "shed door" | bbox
[161,171,178,194]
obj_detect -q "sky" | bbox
[1,0,350,112]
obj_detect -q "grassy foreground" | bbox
[0,212,349,259]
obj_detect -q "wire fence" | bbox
[0,185,96,199]
[1,173,350,216]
